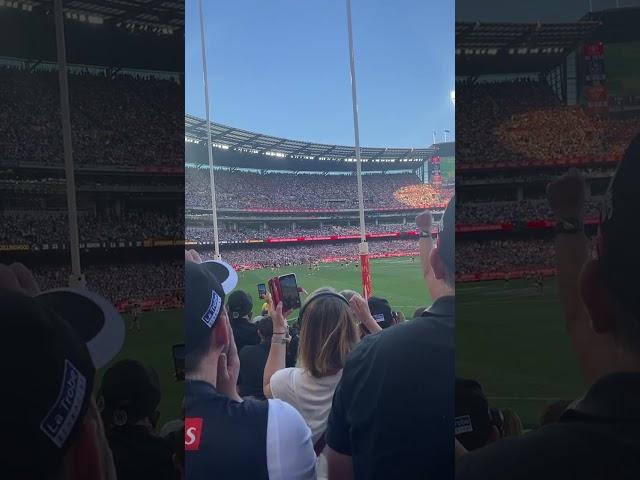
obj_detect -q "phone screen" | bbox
[258,283,267,299]
[172,344,185,381]
[279,273,301,311]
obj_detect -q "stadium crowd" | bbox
[1,211,182,246]
[186,222,416,243]
[186,169,451,210]
[457,199,602,223]
[455,239,556,275]
[207,239,420,269]
[32,260,183,305]
[0,66,182,167]
[456,78,640,165]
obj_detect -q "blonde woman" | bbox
[263,288,380,477]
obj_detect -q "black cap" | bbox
[228,290,253,319]
[0,288,124,477]
[368,296,393,328]
[185,260,238,355]
[455,377,492,451]
[598,135,640,321]
[438,196,455,274]
[98,359,161,426]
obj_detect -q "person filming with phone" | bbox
[262,284,381,479]
[184,251,316,480]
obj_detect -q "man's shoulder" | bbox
[349,312,453,362]
[457,421,632,479]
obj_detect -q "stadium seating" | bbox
[1,211,182,246]
[0,66,181,167]
[456,79,640,166]
[33,260,183,306]
[186,169,452,211]
[208,239,420,270]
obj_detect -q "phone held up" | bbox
[258,283,267,299]
[268,273,302,312]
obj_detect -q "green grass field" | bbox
[236,257,429,321]
[100,260,585,430]
[457,278,586,428]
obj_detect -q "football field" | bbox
[457,278,585,428]
[100,260,585,430]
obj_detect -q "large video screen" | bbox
[606,41,640,96]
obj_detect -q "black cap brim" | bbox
[37,288,125,369]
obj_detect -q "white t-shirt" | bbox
[266,399,317,480]
[269,368,342,444]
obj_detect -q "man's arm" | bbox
[547,170,615,383]
[326,447,354,480]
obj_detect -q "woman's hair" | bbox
[339,289,358,302]
[501,408,524,437]
[297,288,359,378]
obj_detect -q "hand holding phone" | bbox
[268,273,301,312]
[258,283,267,299]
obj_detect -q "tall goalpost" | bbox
[53,0,84,288]
[345,0,372,298]
[198,0,221,260]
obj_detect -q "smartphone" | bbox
[268,273,301,311]
[258,283,267,299]
[172,344,185,381]
[278,273,301,311]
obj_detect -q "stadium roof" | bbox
[24,0,183,31]
[0,1,183,71]
[185,114,437,165]
[456,20,600,75]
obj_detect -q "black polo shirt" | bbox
[239,341,270,399]
[230,317,260,353]
[456,372,640,480]
[326,295,455,480]
[108,425,176,480]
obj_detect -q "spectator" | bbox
[239,315,274,400]
[98,359,176,480]
[455,378,502,451]
[366,296,395,330]
[184,256,316,479]
[262,288,375,478]
[0,262,121,479]
[325,197,455,479]
[227,290,260,352]
[456,138,640,479]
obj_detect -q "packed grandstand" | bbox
[455,16,639,282]
[185,118,453,270]
[0,5,183,311]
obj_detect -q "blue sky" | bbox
[185,0,454,148]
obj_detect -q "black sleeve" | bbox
[325,368,352,455]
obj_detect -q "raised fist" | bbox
[546,168,587,220]
[415,210,433,233]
